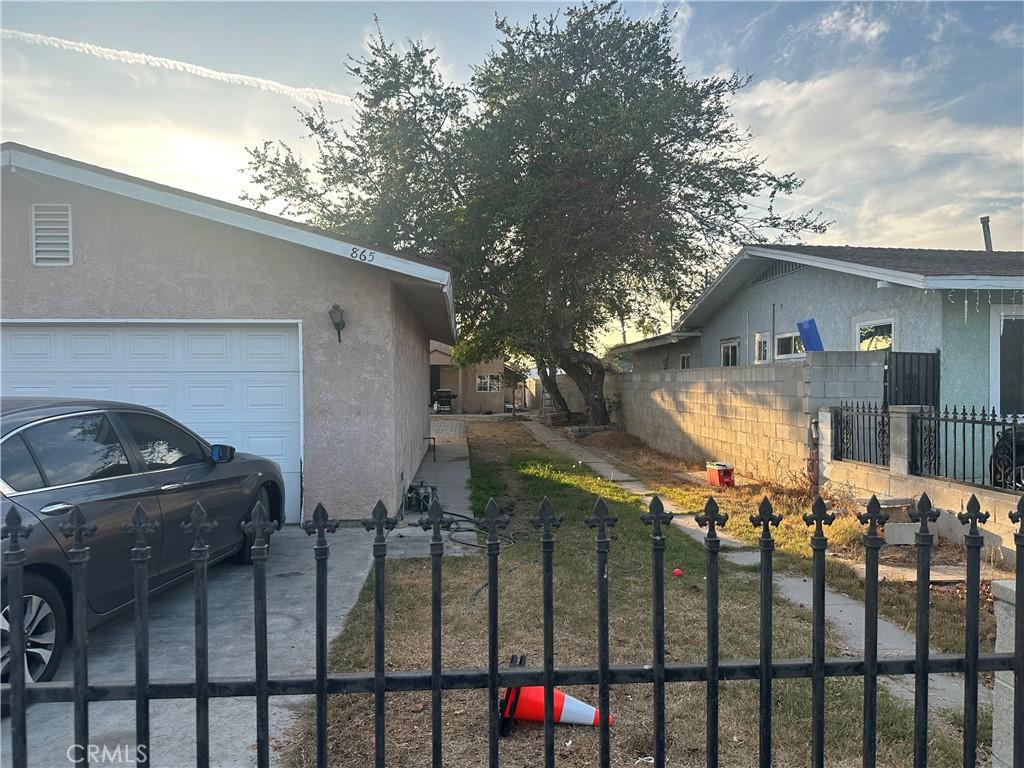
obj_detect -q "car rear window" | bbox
[23,413,132,487]
[117,412,206,470]
[1,434,45,492]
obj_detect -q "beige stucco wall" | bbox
[612,351,885,484]
[391,285,430,509]
[1,167,434,520]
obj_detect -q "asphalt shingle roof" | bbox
[763,244,1023,277]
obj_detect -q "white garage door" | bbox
[1,323,302,523]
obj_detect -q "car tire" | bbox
[238,485,273,565]
[2,573,68,685]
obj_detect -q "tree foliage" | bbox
[245,3,827,424]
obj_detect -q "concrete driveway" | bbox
[2,526,374,767]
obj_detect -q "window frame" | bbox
[774,331,806,360]
[17,411,135,491]
[476,373,501,392]
[113,410,210,473]
[0,433,46,493]
[855,318,896,352]
[721,339,740,367]
[31,203,73,267]
[754,332,770,365]
[679,353,692,370]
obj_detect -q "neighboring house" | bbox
[615,244,1024,413]
[1,143,456,522]
[429,343,528,413]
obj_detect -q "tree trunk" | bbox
[560,349,610,426]
[536,360,570,414]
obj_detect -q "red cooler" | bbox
[706,462,735,487]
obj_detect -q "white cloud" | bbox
[815,4,890,45]
[1,28,354,107]
[734,67,1024,250]
[992,22,1024,47]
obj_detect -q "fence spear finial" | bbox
[857,495,889,536]
[531,496,562,536]
[362,499,397,539]
[58,505,97,549]
[301,502,339,543]
[1,505,33,550]
[641,494,674,537]
[419,496,452,534]
[908,492,939,533]
[957,494,989,535]
[750,495,782,537]
[585,497,618,538]
[696,496,728,539]
[802,495,835,537]
[483,498,509,542]
[183,502,217,548]
[122,503,157,547]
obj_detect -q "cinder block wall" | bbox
[611,351,885,484]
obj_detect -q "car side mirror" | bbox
[210,444,236,464]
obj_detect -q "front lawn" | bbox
[281,420,975,767]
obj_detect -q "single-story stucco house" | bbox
[428,343,530,413]
[1,143,456,522]
[614,243,1024,414]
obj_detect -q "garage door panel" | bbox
[2,323,302,522]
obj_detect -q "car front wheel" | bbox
[1,573,68,684]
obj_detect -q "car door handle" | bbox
[40,502,75,516]
[159,482,185,492]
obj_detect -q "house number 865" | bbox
[350,247,376,262]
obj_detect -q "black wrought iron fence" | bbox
[2,492,1023,768]
[911,406,1023,492]
[832,402,890,466]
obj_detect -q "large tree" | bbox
[245,3,826,424]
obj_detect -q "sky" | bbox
[2,1,1023,344]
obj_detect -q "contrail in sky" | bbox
[2,28,354,107]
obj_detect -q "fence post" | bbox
[2,506,33,768]
[182,503,215,768]
[750,497,780,768]
[483,499,508,768]
[909,492,939,768]
[122,504,157,766]
[697,496,728,768]
[1006,496,1022,766]
[803,496,834,768]
[419,497,453,768]
[59,506,97,760]
[532,497,562,768]
[301,503,339,768]
[888,405,929,478]
[586,498,617,768]
[642,495,674,768]
[363,500,397,768]
[958,494,989,767]
[857,495,888,768]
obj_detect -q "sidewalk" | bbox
[520,418,986,712]
[387,417,478,558]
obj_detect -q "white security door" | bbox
[1,322,302,522]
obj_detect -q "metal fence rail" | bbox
[832,402,890,466]
[911,406,1022,492]
[2,493,1022,768]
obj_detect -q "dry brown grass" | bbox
[279,420,974,767]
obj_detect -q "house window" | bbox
[857,320,894,351]
[775,332,806,359]
[754,333,770,364]
[476,374,501,392]
[990,305,1024,414]
[721,340,739,367]
[31,204,73,266]
[679,354,691,370]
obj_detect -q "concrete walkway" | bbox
[387,417,477,558]
[520,418,985,713]
[2,526,374,768]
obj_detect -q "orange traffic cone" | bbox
[501,684,613,732]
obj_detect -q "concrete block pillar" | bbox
[817,407,833,487]
[887,405,930,479]
[992,579,1016,768]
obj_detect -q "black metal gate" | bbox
[885,351,940,408]
[2,493,1022,768]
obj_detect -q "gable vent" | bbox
[31,204,73,266]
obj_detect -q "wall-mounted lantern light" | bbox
[328,303,345,342]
